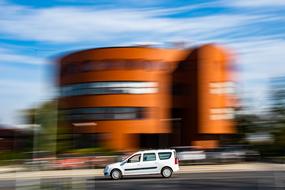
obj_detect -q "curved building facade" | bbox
[57,45,236,151]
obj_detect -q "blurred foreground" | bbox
[0,164,284,189]
[0,145,265,171]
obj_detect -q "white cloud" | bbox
[225,0,285,7]
[0,0,285,125]
[0,47,45,65]
[0,2,265,43]
[0,70,56,124]
[223,38,285,111]
[0,79,49,125]
[229,39,285,80]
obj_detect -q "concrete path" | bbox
[0,166,25,173]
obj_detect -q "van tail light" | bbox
[175,158,179,165]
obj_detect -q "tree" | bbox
[268,88,285,155]
[22,100,58,156]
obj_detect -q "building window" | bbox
[62,107,147,121]
[72,133,100,149]
[209,81,235,94]
[61,60,167,74]
[60,81,158,97]
[210,108,234,120]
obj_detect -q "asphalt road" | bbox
[1,171,285,189]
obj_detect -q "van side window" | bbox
[128,154,141,163]
[143,153,156,161]
[158,152,172,160]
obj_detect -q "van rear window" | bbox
[158,152,172,160]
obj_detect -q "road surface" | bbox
[1,171,284,189]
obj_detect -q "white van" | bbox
[104,149,179,179]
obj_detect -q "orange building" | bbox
[57,44,236,151]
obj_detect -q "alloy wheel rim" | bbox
[113,171,119,179]
[163,169,171,177]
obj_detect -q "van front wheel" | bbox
[111,169,122,180]
[161,167,173,178]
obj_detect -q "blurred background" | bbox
[0,0,285,189]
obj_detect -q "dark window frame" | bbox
[60,81,158,97]
[60,107,147,121]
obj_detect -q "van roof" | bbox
[137,149,175,153]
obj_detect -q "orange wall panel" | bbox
[197,44,235,134]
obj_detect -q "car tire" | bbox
[110,169,122,180]
[161,167,173,178]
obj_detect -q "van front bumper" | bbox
[104,167,110,176]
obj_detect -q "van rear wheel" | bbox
[161,167,173,178]
[111,169,122,180]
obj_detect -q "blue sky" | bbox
[1,0,285,125]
